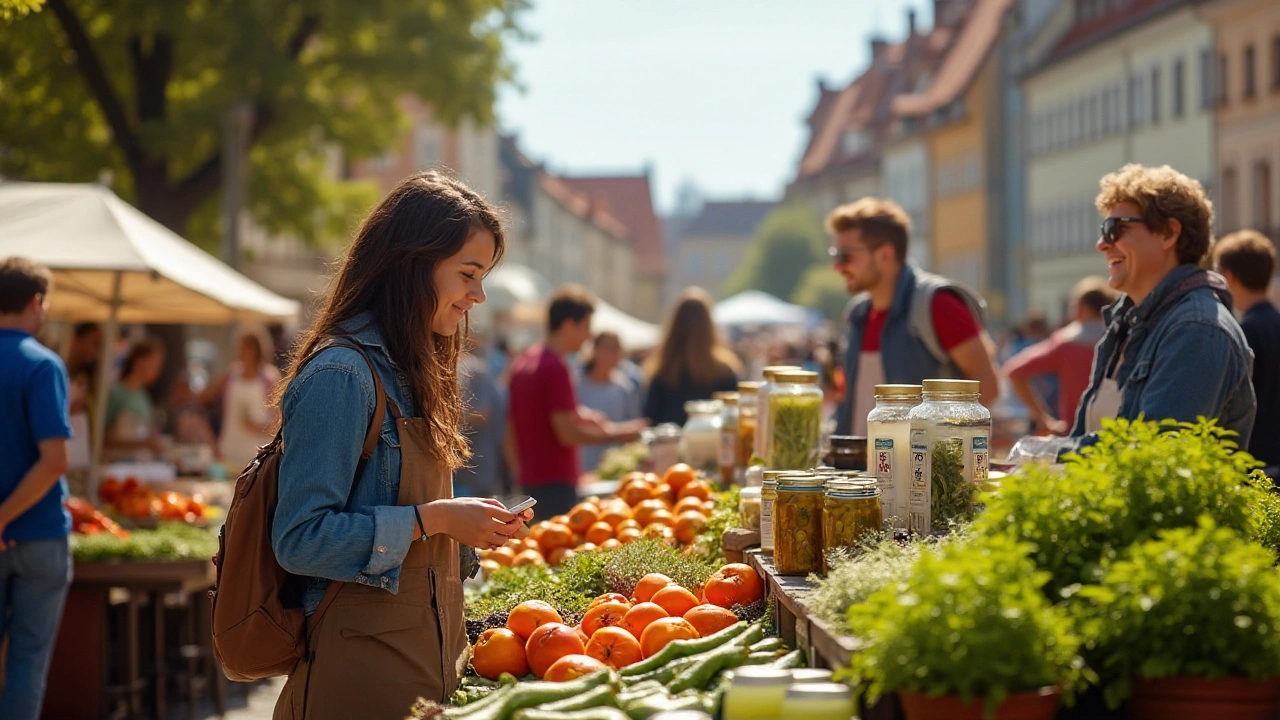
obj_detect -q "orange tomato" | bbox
[544,654,607,682]
[551,514,570,526]
[621,601,668,639]
[703,563,765,608]
[663,463,697,494]
[525,623,586,679]
[677,479,713,502]
[522,538,541,552]
[616,527,642,544]
[589,593,631,609]
[574,542,598,553]
[633,573,674,603]
[647,509,674,528]
[506,600,563,640]
[585,521,614,545]
[673,510,708,545]
[673,496,706,515]
[537,523,576,554]
[471,627,529,680]
[651,483,676,506]
[638,616,699,658]
[641,523,675,543]
[98,478,124,503]
[572,624,590,645]
[650,585,699,617]
[632,499,668,527]
[616,519,641,533]
[547,547,576,566]
[512,549,545,567]
[581,601,631,637]
[600,538,622,550]
[598,503,633,529]
[619,481,654,508]
[683,604,740,637]
[566,503,600,535]
[584,626,644,669]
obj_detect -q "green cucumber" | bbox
[748,637,783,653]
[727,623,766,649]
[459,669,618,720]
[771,649,804,669]
[624,655,701,686]
[744,651,780,665]
[533,685,619,712]
[618,622,748,677]
[622,691,710,720]
[616,680,666,705]
[666,646,749,694]
[512,709,631,720]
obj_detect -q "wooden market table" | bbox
[43,558,223,720]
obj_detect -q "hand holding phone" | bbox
[506,496,537,514]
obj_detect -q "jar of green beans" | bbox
[766,370,823,471]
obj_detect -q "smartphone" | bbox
[506,496,537,514]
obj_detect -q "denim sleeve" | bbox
[272,364,417,581]
[1136,321,1249,428]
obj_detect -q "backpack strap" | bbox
[907,271,989,368]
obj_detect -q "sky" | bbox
[496,1,933,216]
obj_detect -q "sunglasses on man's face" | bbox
[1099,216,1145,245]
[828,245,867,265]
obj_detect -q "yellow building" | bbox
[1022,0,1216,322]
[1203,0,1280,246]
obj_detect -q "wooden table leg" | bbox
[153,590,166,720]
[128,592,143,718]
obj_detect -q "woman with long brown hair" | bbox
[643,287,743,425]
[271,172,531,719]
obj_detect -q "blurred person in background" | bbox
[579,331,643,473]
[104,337,166,459]
[508,285,647,516]
[202,329,280,469]
[164,370,216,447]
[1003,277,1118,435]
[0,258,72,720]
[643,287,743,426]
[827,198,1000,436]
[63,322,101,469]
[457,335,506,497]
[1213,229,1279,475]
[1070,164,1254,446]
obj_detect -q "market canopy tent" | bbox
[0,181,301,495]
[713,290,811,328]
[0,182,300,324]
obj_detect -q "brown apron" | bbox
[275,395,470,720]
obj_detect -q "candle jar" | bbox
[680,399,723,474]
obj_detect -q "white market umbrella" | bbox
[0,181,301,494]
[591,298,660,351]
[713,290,810,328]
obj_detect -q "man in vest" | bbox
[828,198,1001,435]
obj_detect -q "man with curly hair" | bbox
[1070,164,1256,447]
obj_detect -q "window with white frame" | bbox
[1150,66,1161,124]
[1200,48,1215,108]
[1173,56,1186,118]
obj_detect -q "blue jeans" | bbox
[0,536,72,720]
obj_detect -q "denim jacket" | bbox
[271,313,420,615]
[1069,265,1256,448]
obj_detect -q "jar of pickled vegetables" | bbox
[736,381,760,473]
[754,366,801,464]
[767,371,823,471]
[773,473,824,575]
[738,486,762,531]
[822,479,882,573]
[722,667,792,720]
[716,392,740,488]
[760,478,778,553]
[907,379,991,534]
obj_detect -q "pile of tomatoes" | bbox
[477,464,718,574]
[97,477,208,524]
[65,497,130,539]
[470,563,764,682]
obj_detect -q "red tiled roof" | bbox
[892,0,1014,117]
[1045,0,1185,65]
[539,174,631,241]
[561,176,668,276]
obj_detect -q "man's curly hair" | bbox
[1095,164,1214,265]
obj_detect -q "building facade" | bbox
[671,201,775,299]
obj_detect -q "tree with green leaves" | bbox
[0,0,522,244]
[0,0,43,21]
[722,202,827,303]
[791,264,849,322]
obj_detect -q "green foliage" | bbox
[1074,519,1280,707]
[807,531,936,628]
[465,548,616,620]
[722,203,826,301]
[596,442,648,481]
[70,522,218,561]
[791,265,849,322]
[604,539,716,599]
[975,417,1261,597]
[841,534,1087,718]
[0,0,43,21]
[1246,471,1280,555]
[690,487,740,562]
[0,0,523,242]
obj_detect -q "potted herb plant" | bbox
[1075,518,1280,719]
[842,535,1088,720]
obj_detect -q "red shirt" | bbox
[508,344,578,486]
[1003,323,1102,426]
[861,290,981,352]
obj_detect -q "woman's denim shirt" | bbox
[271,313,420,615]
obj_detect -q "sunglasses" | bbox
[828,246,866,264]
[1099,216,1144,245]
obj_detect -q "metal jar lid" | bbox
[762,365,802,381]
[922,379,981,394]
[737,381,762,395]
[874,384,923,398]
[772,370,819,384]
[777,473,825,491]
[725,666,793,687]
[713,391,739,404]
[784,681,854,700]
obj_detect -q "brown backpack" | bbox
[210,339,387,681]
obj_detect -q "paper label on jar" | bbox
[874,438,894,477]
[972,435,989,485]
[760,498,775,550]
[909,429,930,534]
[719,430,736,470]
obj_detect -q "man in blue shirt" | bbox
[0,257,73,720]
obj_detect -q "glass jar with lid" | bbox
[778,682,855,720]
[907,379,991,534]
[736,382,760,474]
[680,399,723,474]
[773,472,825,575]
[760,475,780,552]
[823,435,868,471]
[753,366,801,465]
[738,485,762,531]
[767,371,823,471]
[716,391,740,488]
[822,478,882,573]
[722,667,792,720]
[867,384,922,529]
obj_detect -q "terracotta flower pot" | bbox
[1130,676,1280,720]
[898,686,1059,720]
